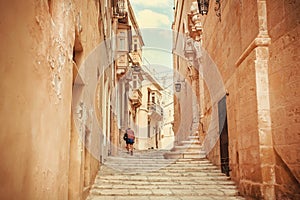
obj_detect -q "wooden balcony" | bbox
[116,53,129,76]
[129,89,142,108]
[129,51,142,66]
[148,102,163,121]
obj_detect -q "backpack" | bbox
[127,129,135,140]
[123,132,128,141]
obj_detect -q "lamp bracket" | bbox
[214,0,221,22]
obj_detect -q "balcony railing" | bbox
[148,102,163,121]
[129,51,142,66]
[129,89,142,108]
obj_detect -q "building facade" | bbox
[111,0,144,153]
[0,0,143,199]
[172,0,300,199]
[161,90,175,150]
[133,67,164,150]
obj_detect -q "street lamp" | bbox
[184,36,195,63]
[197,0,221,21]
[174,79,185,93]
[175,82,181,92]
[197,0,209,15]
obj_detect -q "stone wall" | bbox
[0,1,111,199]
[0,1,74,199]
[199,0,299,199]
[267,0,300,199]
[172,0,196,145]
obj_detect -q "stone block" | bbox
[267,0,284,36]
[239,130,259,150]
[275,144,300,165]
[239,180,262,199]
[255,47,269,60]
[275,184,300,200]
[274,164,300,198]
[270,107,286,128]
[258,128,272,146]
[240,1,259,49]
[239,163,262,182]
[239,147,260,165]
[259,147,275,164]
[261,165,275,183]
[272,124,300,145]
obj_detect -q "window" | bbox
[134,44,138,51]
[117,0,125,15]
[133,80,137,89]
[120,39,125,50]
[118,32,126,51]
[147,120,150,138]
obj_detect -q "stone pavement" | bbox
[87,149,245,200]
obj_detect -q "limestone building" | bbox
[130,66,164,150]
[111,0,144,153]
[161,90,175,150]
[172,0,300,199]
[0,0,143,199]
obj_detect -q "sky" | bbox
[130,0,174,29]
[130,0,175,87]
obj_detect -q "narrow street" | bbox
[87,135,244,200]
[88,150,244,200]
[0,0,299,199]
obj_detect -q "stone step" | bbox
[106,157,174,162]
[105,162,215,168]
[90,187,240,196]
[164,151,206,159]
[175,144,202,148]
[171,145,203,152]
[88,196,244,200]
[188,135,200,140]
[105,160,175,164]
[96,176,231,183]
[180,140,202,145]
[92,183,238,190]
[97,168,230,176]
[87,150,245,200]
[100,167,223,175]
[175,160,211,165]
[105,161,215,167]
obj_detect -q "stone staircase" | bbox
[87,149,244,200]
[164,135,206,159]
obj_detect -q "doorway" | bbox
[218,96,229,176]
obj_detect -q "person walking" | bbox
[126,127,135,155]
[123,129,129,153]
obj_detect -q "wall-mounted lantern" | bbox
[197,0,221,21]
[197,0,209,15]
[131,65,141,72]
[113,0,126,17]
[175,79,186,93]
[184,36,195,63]
[175,82,182,92]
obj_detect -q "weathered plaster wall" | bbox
[0,0,112,199]
[70,0,113,198]
[0,1,74,199]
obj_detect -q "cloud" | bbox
[143,49,173,68]
[137,9,171,28]
[131,0,171,8]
